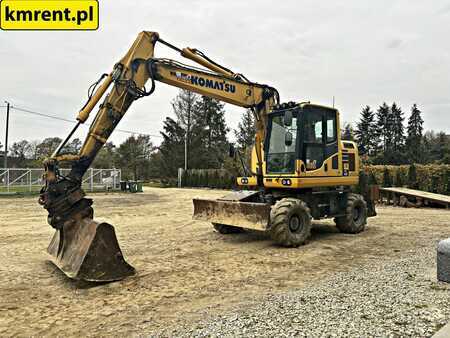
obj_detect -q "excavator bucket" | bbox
[47,218,135,282]
[193,191,271,231]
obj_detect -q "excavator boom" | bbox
[39,31,279,282]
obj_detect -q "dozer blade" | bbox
[47,218,135,282]
[193,198,270,231]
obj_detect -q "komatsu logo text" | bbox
[171,71,236,93]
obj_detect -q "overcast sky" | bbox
[1,0,449,148]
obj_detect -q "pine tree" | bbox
[235,109,255,150]
[422,130,435,164]
[152,91,232,176]
[354,106,376,156]
[375,103,392,153]
[391,102,405,152]
[435,132,450,164]
[423,131,450,164]
[117,135,154,180]
[153,117,186,177]
[406,104,424,164]
[341,122,354,141]
[192,96,230,168]
[172,89,200,170]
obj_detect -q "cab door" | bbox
[299,105,339,176]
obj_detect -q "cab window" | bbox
[304,114,323,143]
[266,113,298,173]
[302,107,337,171]
[326,115,336,143]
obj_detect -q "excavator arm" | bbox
[39,31,279,282]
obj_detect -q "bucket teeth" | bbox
[47,218,135,282]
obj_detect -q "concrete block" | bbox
[437,238,450,283]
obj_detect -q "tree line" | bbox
[0,89,253,180]
[349,103,449,165]
[1,91,448,180]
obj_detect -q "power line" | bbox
[3,102,10,168]
[13,106,75,123]
[9,105,163,138]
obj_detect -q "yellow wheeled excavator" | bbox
[39,31,376,282]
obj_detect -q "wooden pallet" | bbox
[379,187,450,209]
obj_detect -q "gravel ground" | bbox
[159,245,450,337]
[2,190,449,336]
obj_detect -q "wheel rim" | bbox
[289,215,303,233]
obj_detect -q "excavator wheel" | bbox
[212,223,244,234]
[334,193,367,234]
[269,198,312,247]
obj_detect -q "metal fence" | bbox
[0,168,121,193]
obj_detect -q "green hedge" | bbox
[181,169,235,189]
[363,164,450,195]
[181,165,450,196]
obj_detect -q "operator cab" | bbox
[265,102,339,175]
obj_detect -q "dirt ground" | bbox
[0,187,449,336]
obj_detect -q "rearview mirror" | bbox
[283,110,293,127]
[285,131,293,147]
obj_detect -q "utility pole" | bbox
[4,101,10,169]
[184,133,188,170]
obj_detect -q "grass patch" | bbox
[0,186,41,194]
[0,186,123,198]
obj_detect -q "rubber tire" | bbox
[334,193,367,234]
[269,198,312,247]
[212,223,243,234]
